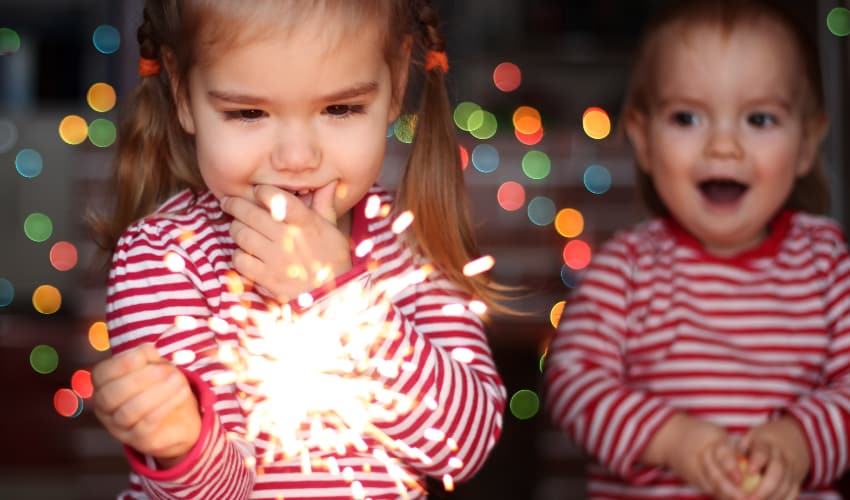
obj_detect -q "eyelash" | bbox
[223,105,367,123]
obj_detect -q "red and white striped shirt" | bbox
[105,186,506,500]
[545,211,850,499]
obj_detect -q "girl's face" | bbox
[626,20,825,257]
[174,13,405,235]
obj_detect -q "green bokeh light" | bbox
[0,28,21,54]
[827,7,850,36]
[509,389,540,420]
[470,111,498,140]
[88,118,117,147]
[30,344,59,374]
[393,114,416,144]
[521,150,551,180]
[453,102,481,132]
[24,213,53,242]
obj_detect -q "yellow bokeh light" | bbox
[87,82,117,112]
[58,115,88,145]
[582,107,611,140]
[512,106,542,135]
[88,321,110,351]
[555,208,584,238]
[549,300,566,328]
[33,285,62,314]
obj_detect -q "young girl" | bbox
[89,1,506,499]
[545,1,849,499]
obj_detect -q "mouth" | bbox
[285,188,314,207]
[698,178,749,206]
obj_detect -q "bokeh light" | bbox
[827,7,850,36]
[584,164,612,195]
[58,115,88,145]
[0,119,19,153]
[563,240,592,270]
[32,285,61,314]
[493,62,521,92]
[30,344,59,374]
[0,28,21,54]
[497,181,525,211]
[50,241,78,271]
[513,106,542,135]
[515,126,543,146]
[24,212,53,242]
[471,144,499,174]
[459,145,469,170]
[549,300,566,329]
[92,24,120,54]
[555,208,584,238]
[393,114,416,143]
[561,265,581,288]
[87,82,117,112]
[71,370,94,398]
[0,278,13,307]
[527,196,556,226]
[54,388,82,418]
[469,111,498,140]
[521,150,551,180]
[15,148,42,178]
[509,389,540,420]
[88,321,110,352]
[453,102,481,132]
[582,107,612,140]
[88,118,117,147]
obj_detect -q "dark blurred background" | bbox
[1,1,848,499]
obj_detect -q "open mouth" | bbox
[283,188,314,207]
[698,179,748,205]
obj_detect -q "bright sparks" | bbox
[462,255,495,277]
[391,211,414,234]
[270,194,287,221]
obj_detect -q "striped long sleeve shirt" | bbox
[105,186,506,499]
[545,211,850,499]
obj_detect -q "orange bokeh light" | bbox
[555,208,584,238]
[582,106,612,140]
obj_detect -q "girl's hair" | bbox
[622,0,830,216]
[89,0,507,309]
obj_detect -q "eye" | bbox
[224,109,267,122]
[671,111,699,126]
[747,112,777,128]
[324,104,365,118]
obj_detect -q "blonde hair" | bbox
[89,0,509,309]
[622,0,830,216]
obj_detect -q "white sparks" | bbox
[208,316,229,334]
[355,239,374,258]
[364,194,381,219]
[174,315,197,330]
[270,193,287,221]
[442,474,455,492]
[451,347,475,364]
[391,210,414,234]
[297,292,314,308]
[441,303,466,316]
[469,300,487,315]
[424,428,445,442]
[448,457,464,469]
[446,437,459,451]
[343,466,355,482]
[424,397,439,411]
[351,481,365,500]
[164,252,185,272]
[462,255,495,277]
[172,349,196,365]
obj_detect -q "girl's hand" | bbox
[737,417,810,500]
[221,182,352,301]
[91,343,201,468]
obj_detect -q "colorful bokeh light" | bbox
[521,150,551,180]
[15,148,42,178]
[0,278,13,307]
[582,107,612,140]
[393,114,416,144]
[527,196,556,226]
[515,126,543,146]
[0,28,21,54]
[87,82,117,112]
[469,111,498,140]
[54,388,82,418]
[561,265,581,288]
[88,321,110,352]
[92,25,120,54]
[493,62,521,92]
[50,241,78,271]
[509,389,540,420]
[58,115,88,145]
[471,144,499,174]
[71,370,94,398]
[563,240,592,270]
[827,7,850,36]
[549,300,566,329]
[584,164,612,195]
[33,285,61,314]
[30,344,59,374]
[453,102,481,132]
[555,208,584,238]
[459,145,469,170]
[0,119,18,153]
[24,212,53,242]
[88,118,117,147]
[497,181,525,211]
[513,106,542,135]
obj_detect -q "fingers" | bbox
[311,180,338,224]
[92,343,161,388]
[701,442,746,500]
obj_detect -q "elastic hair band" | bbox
[424,50,449,74]
[139,57,161,77]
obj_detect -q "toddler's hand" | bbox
[221,182,352,301]
[736,417,809,500]
[92,343,201,468]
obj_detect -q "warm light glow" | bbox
[555,208,584,238]
[463,255,495,277]
[582,107,612,140]
[563,240,592,270]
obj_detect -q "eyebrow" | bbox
[208,81,380,106]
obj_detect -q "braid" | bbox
[412,0,445,52]
[137,8,160,61]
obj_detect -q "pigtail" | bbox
[88,2,202,262]
[398,1,512,312]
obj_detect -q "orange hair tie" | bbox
[138,57,161,77]
[424,50,449,74]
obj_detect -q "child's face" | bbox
[626,20,823,256]
[174,15,405,232]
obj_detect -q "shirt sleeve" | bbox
[784,226,850,487]
[106,222,255,499]
[544,236,675,483]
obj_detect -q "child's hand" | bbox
[221,182,352,301]
[736,417,810,500]
[92,343,201,468]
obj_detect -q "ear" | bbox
[388,35,413,122]
[796,112,829,177]
[624,109,651,174]
[162,49,196,135]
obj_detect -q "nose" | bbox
[704,122,743,160]
[270,122,320,172]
